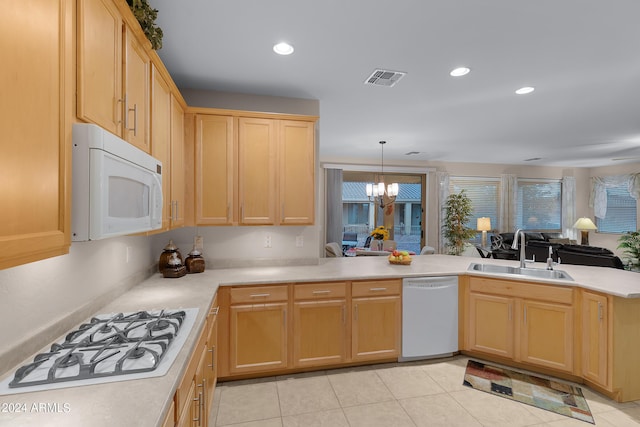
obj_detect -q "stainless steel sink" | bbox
[467,263,573,281]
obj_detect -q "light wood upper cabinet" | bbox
[192,111,317,227]
[151,65,172,230]
[170,96,186,228]
[279,120,315,225]
[1,0,72,270]
[582,291,608,387]
[122,25,150,152]
[195,115,235,225]
[78,0,150,152]
[77,0,122,135]
[238,118,277,225]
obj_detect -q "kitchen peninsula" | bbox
[1,255,639,427]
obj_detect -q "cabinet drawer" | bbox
[352,279,401,297]
[469,277,573,304]
[230,285,288,304]
[294,282,346,300]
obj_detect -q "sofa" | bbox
[490,232,624,269]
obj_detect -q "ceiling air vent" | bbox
[364,69,406,87]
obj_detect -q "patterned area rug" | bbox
[463,360,594,424]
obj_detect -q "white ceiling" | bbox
[150,0,640,167]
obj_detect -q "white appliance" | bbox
[401,276,458,361]
[0,308,198,396]
[72,123,163,241]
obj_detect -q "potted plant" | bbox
[127,0,163,50]
[442,190,477,256]
[618,230,640,271]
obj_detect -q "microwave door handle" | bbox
[152,173,163,225]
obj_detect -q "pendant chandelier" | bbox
[366,141,398,208]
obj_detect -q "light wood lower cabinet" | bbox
[219,279,401,378]
[351,280,402,362]
[228,286,288,374]
[520,299,573,372]
[582,291,608,387]
[293,282,347,367]
[465,277,574,373]
[467,293,514,358]
[172,296,219,427]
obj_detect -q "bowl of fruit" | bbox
[388,250,412,265]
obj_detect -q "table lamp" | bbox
[573,217,597,245]
[477,217,491,247]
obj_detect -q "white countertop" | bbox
[1,255,638,426]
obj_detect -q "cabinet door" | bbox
[238,118,277,224]
[175,380,195,427]
[582,291,608,386]
[170,96,185,228]
[77,0,122,135]
[293,299,346,367]
[520,300,574,372]
[229,303,287,374]
[1,0,71,269]
[195,115,235,225]
[352,296,401,361]
[279,120,315,225]
[467,293,514,358]
[205,305,218,410]
[122,25,150,152]
[151,65,172,230]
[194,345,208,427]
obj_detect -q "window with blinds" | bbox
[449,177,501,243]
[516,179,562,231]
[596,184,638,233]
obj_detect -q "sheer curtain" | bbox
[325,168,343,246]
[500,174,518,232]
[590,174,640,219]
[437,172,449,253]
[561,176,577,240]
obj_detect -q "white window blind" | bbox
[516,179,562,231]
[596,184,637,233]
[449,177,501,243]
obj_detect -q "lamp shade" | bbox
[573,217,597,230]
[477,217,491,231]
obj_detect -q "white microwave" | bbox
[72,123,163,241]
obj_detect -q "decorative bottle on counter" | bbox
[158,240,183,272]
[162,252,187,278]
[185,247,205,274]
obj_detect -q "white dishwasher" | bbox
[400,276,458,361]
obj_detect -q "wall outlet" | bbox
[296,235,304,247]
[264,234,272,248]
[126,246,132,263]
[194,236,204,251]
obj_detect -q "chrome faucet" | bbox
[512,229,535,268]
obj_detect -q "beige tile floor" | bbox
[209,356,640,427]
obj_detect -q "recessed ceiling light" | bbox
[450,67,470,77]
[273,42,294,55]
[515,86,535,95]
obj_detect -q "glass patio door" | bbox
[342,172,425,254]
